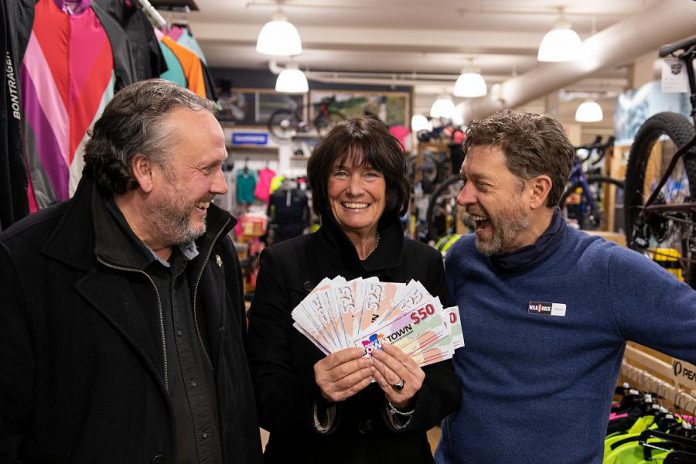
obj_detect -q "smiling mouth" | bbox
[467,212,491,231]
[342,202,370,209]
[195,201,211,210]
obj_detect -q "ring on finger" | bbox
[392,379,405,391]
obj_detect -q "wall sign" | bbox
[231,132,269,146]
[672,358,696,389]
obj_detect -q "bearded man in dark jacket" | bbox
[0,79,263,464]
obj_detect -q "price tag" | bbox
[661,58,689,93]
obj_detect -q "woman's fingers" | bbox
[314,348,374,402]
[381,342,422,373]
[314,343,427,405]
[371,354,399,385]
[372,343,425,408]
[317,347,366,371]
[371,363,392,390]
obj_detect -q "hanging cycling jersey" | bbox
[236,168,257,205]
[93,0,167,82]
[175,26,206,65]
[21,0,135,209]
[0,0,33,230]
[267,184,310,243]
[254,167,276,203]
[174,25,216,100]
[160,35,206,98]
[159,38,187,88]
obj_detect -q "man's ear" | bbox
[131,154,154,193]
[528,175,553,209]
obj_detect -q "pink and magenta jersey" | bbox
[21,0,115,209]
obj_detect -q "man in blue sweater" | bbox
[435,109,696,464]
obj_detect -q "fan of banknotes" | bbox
[291,277,464,367]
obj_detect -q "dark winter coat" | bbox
[0,176,263,464]
[247,213,461,464]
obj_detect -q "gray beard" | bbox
[148,194,208,247]
[474,205,529,256]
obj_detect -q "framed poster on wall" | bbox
[309,90,410,127]
[216,88,306,126]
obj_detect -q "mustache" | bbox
[466,205,487,217]
[194,195,216,204]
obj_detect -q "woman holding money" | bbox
[247,116,461,464]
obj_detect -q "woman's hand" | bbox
[371,342,425,409]
[314,347,374,403]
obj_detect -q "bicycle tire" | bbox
[560,176,624,231]
[315,111,345,136]
[407,152,440,194]
[426,175,469,242]
[268,109,303,140]
[624,111,696,288]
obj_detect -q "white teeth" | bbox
[196,202,210,209]
[343,202,369,209]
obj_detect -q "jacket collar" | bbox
[42,174,236,271]
[92,187,159,270]
[489,207,566,273]
[318,211,405,273]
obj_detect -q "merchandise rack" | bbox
[621,344,696,417]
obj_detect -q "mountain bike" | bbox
[407,151,450,195]
[426,139,474,241]
[425,175,469,242]
[267,95,345,139]
[624,35,696,288]
[559,136,625,231]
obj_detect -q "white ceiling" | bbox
[177,0,684,121]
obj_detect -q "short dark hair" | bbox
[464,109,574,207]
[307,117,410,218]
[84,79,215,195]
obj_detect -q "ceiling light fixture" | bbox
[453,59,487,98]
[256,9,302,56]
[411,114,431,132]
[575,100,603,122]
[275,61,308,93]
[537,7,582,62]
[430,95,455,119]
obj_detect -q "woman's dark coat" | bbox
[247,214,461,464]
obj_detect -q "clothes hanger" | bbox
[640,429,696,452]
[613,386,644,413]
[55,0,90,14]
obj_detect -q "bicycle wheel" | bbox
[624,111,696,288]
[268,109,304,139]
[407,152,440,194]
[426,175,472,241]
[315,111,345,136]
[560,176,624,231]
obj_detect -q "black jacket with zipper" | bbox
[0,175,263,464]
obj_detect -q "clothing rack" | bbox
[621,345,696,419]
[134,0,167,30]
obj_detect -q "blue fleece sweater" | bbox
[435,226,696,464]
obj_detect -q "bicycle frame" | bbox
[567,159,602,220]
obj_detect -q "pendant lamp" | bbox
[256,10,302,56]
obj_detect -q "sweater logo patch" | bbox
[528,301,566,317]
